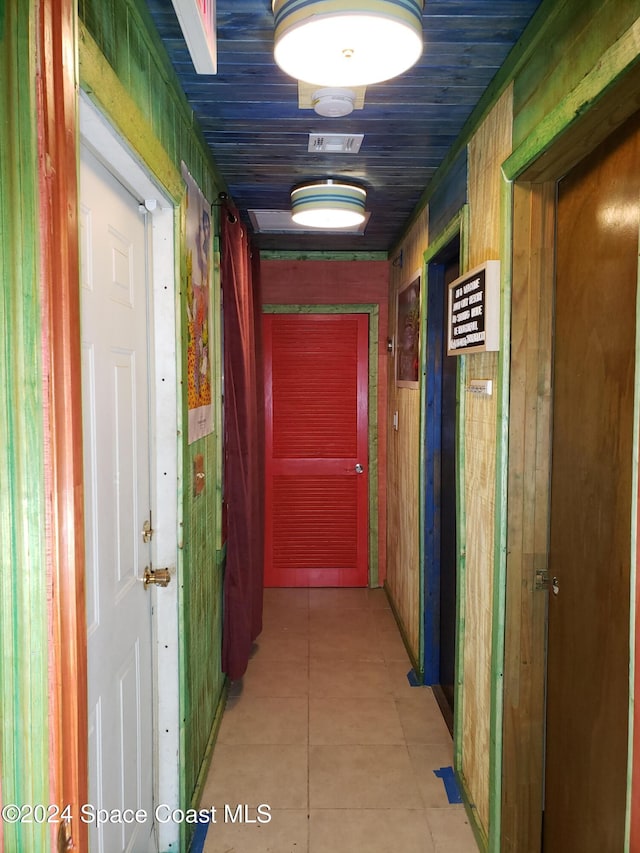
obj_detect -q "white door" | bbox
[81,145,156,853]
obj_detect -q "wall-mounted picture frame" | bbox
[182,163,214,443]
[396,271,421,388]
[446,260,500,356]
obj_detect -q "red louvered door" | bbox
[264,313,369,587]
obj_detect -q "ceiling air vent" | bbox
[308,133,364,154]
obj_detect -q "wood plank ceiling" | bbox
[145,0,543,253]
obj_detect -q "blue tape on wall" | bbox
[189,815,211,853]
[406,668,421,686]
[434,766,463,804]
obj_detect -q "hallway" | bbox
[199,588,478,852]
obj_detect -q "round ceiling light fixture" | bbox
[312,88,356,118]
[272,0,424,88]
[290,179,367,229]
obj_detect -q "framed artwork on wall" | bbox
[396,272,421,388]
[182,163,214,443]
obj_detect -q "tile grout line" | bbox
[199,589,477,851]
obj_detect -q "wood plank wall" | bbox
[0,4,50,850]
[512,0,640,151]
[386,209,429,661]
[460,87,513,839]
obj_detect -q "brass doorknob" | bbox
[143,566,171,589]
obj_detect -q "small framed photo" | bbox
[396,272,421,388]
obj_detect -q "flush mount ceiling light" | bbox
[312,88,356,117]
[290,179,367,229]
[272,0,424,88]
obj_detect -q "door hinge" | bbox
[57,816,73,851]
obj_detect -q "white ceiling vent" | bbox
[308,133,364,154]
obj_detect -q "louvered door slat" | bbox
[264,313,369,587]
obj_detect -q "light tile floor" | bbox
[200,588,479,852]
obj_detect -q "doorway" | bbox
[423,237,460,731]
[263,311,370,587]
[80,144,156,853]
[542,109,640,851]
[79,94,180,852]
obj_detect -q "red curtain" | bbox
[221,211,264,680]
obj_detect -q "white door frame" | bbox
[79,91,181,852]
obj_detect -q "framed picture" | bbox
[396,272,421,388]
[446,260,500,356]
[182,163,214,444]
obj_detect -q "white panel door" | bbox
[81,145,156,853]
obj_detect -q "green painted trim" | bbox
[0,3,50,849]
[263,303,380,587]
[263,304,378,314]
[184,678,229,851]
[189,679,229,811]
[79,0,228,202]
[392,0,560,254]
[453,205,470,773]
[417,260,428,676]
[487,177,514,853]
[260,250,388,261]
[368,308,380,587]
[383,582,421,676]
[458,768,489,853]
[419,208,469,679]
[503,16,640,181]
[79,23,184,202]
[423,210,467,267]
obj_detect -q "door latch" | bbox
[143,566,171,589]
[142,518,154,543]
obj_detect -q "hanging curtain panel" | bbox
[221,212,265,680]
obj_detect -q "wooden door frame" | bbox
[500,41,640,853]
[37,12,187,847]
[78,91,182,851]
[263,304,380,586]
[37,2,87,849]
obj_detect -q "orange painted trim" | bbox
[37,0,88,850]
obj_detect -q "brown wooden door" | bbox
[544,111,640,851]
[263,312,369,587]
